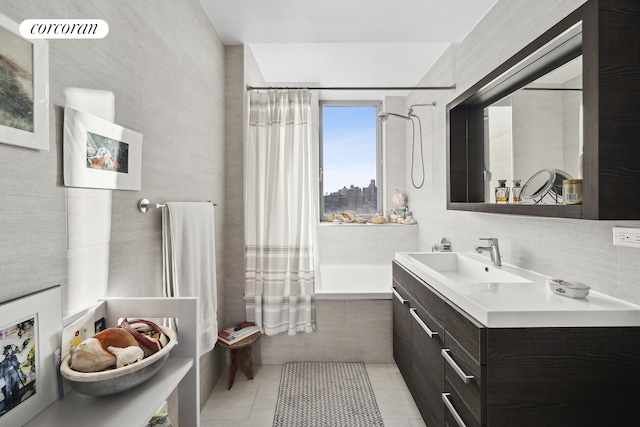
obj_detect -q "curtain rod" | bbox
[246,84,456,91]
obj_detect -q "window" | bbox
[320,101,382,220]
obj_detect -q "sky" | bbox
[322,105,377,194]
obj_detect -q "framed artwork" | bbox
[63,106,143,190]
[0,286,62,426]
[0,13,49,151]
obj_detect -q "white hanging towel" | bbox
[162,202,218,357]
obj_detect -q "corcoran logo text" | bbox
[19,19,109,39]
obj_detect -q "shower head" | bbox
[378,111,410,121]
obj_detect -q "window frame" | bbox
[319,100,383,221]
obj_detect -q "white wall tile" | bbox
[67,188,112,249]
[254,300,393,364]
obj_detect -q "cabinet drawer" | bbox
[443,333,483,425]
[444,300,485,364]
[410,296,444,338]
[409,279,447,330]
[392,278,411,302]
[410,304,443,345]
[442,391,481,427]
[392,261,411,289]
[411,304,445,427]
[392,282,412,382]
[394,261,447,330]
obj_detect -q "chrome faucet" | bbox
[475,238,502,266]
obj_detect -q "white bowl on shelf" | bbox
[60,325,177,396]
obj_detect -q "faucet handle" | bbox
[479,237,498,244]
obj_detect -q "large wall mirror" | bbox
[485,55,582,203]
[448,0,640,220]
[447,9,586,218]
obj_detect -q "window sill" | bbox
[318,221,417,226]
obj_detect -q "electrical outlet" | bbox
[613,227,640,248]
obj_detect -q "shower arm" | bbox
[379,112,410,121]
[378,101,437,121]
[407,101,437,117]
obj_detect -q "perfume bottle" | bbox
[512,179,523,204]
[495,179,510,203]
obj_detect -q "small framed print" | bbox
[63,106,143,190]
[0,12,49,151]
[0,286,61,426]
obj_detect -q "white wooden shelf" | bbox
[25,358,193,427]
[25,297,200,427]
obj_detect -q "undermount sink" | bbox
[399,252,532,285]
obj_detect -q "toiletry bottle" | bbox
[512,179,522,204]
[495,179,509,203]
[562,179,582,205]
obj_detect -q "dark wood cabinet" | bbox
[484,327,640,426]
[392,261,640,426]
[446,0,640,220]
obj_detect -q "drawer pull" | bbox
[409,308,438,338]
[391,287,408,304]
[441,349,474,384]
[442,393,467,427]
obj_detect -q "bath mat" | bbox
[273,362,384,427]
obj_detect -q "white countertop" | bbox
[394,251,640,328]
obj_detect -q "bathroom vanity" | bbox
[392,252,640,426]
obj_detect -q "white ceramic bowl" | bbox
[546,279,590,299]
[60,325,177,396]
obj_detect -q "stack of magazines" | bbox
[218,321,260,345]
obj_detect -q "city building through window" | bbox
[320,102,381,220]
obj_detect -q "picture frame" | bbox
[63,106,143,191]
[0,12,49,151]
[0,286,62,426]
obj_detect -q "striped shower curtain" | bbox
[244,89,316,336]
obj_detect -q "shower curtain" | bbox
[244,89,316,336]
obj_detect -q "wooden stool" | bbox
[217,331,261,390]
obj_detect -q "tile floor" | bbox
[201,363,426,427]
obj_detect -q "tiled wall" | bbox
[318,224,418,265]
[223,45,249,327]
[253,299,393,365]
[0,0,227,405]
[383,96,408,208]
[405,0,640,304]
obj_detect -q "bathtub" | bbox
[315,265,392,300]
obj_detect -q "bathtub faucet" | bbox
[432,238,452,252]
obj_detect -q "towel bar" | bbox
[138,198,215,213]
